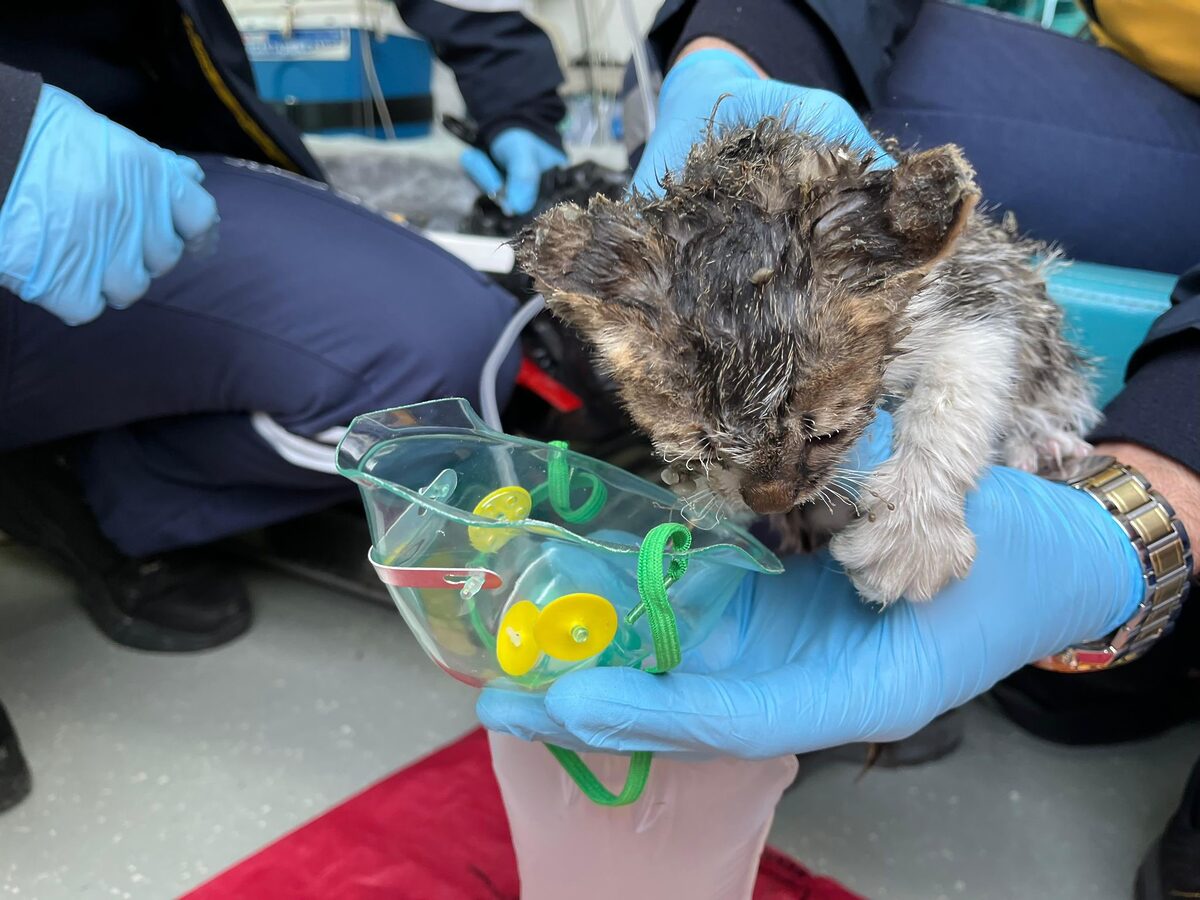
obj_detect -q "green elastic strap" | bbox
[545,440,607,524]
[544,521,691,807]
[544,746,654,807]
[628,523,691,673]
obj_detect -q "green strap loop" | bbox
[543,746,653,807]
[545,440,607,524]
[629,523,691,674]
[542,520,691,807]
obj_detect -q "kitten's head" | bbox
[516,119,978,516]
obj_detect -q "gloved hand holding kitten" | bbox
[632,47,892,196]
[477,410,1144,758]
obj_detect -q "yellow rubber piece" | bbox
[468,485,532,553]
[496,600,542,677]
[534,593,618,663]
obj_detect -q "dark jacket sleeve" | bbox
[1090,264,1200,475]
[646,0,920,107]
[0,63,42,209]
[396,0,566,149]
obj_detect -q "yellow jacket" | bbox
[1080,0,1200,96]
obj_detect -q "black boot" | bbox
[0,702,31,814]
[0,445,251,652]
[992,599,1200,745]
[1135,752,1200,900]
[788,708,965,788]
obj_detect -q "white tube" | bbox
[358,15,397,140]
[480,293,546,432]
[619,0,656,135]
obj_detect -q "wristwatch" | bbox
[1035,455,1193,674]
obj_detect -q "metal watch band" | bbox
[1034,456,1193,674]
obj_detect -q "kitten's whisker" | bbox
[824,485,864,516]
[833,467,874,478]
[829,477,870,495]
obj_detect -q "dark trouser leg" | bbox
[869,1,1200,273]
[0,158,520,557]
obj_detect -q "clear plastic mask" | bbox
[337,398,782,691]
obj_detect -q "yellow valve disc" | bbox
[534,593,618,663]
[496,600,542,677]
[468,485,532,553]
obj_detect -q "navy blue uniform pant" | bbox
[651,0,1200,274]
[0,158,521,557]
[867,2,1200,275]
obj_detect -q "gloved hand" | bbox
[0,85,219,326]
[478,412,1144,759]
[461,127,567,217]
[632,48,891,197]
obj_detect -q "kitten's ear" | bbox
[884,144,979,271]
[515,196,669,335]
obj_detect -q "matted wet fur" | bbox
[516,116,1098,604]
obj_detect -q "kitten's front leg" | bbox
[830,326,1018,604]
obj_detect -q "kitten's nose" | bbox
[741,480,797,515]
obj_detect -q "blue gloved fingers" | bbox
[460,147,505,200]
[40,289,107,327]
[498,155,543,216]
[753,85,893,168]
[101,253,151,310]
[656,49,763,108]
[543,645,949,759]
[542,665,860,758]
[475,688,597,754]
[0,86,206,323]
[137,163,185,279]
[955,467,1145,642]
[168,158,220,244]
[174,155,205,184]
[634,48,894,197]
[474,129,567,216]
[489,129,544,215]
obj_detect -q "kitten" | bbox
[515,117,1098,604]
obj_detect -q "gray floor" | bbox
[0,545,1196,900]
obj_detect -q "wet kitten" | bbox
[516,116,1098,604]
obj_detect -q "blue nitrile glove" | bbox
[0,85,218,326]
[478,410,1144,759]
[632,48,891,197]
[460,128,567,217]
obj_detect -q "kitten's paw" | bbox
[829,469,975,604]
[1003,430,1092,475]
[1036,432,1092,474]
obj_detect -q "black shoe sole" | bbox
[76,576,253,653]
[0,448,253,653]
[0,766,31,815]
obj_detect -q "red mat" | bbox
[185,729,860,900]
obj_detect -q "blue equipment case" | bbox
[244,27,433,139]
